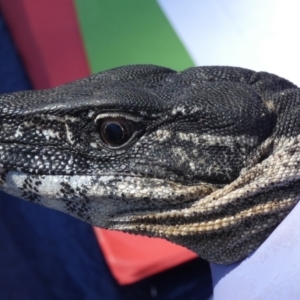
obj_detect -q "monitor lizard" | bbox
[0,64,299,264]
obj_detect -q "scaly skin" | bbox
[0,65,299,264]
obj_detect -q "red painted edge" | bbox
[95,229,198,285]
[0,0,90,89]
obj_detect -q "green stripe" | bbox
[74,0,194,73]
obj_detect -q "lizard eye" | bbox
[98,118,135,147]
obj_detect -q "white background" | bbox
[158,0,300,85]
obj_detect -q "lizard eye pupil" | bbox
[99,118,132,147]
[104,123,124,144]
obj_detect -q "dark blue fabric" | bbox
[0,17,31,93]
[0,13,212,299]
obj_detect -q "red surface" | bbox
[0,0,197,285]
[0,0,90,88]
[95,229,197,285]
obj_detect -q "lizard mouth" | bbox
[0,169,218,223]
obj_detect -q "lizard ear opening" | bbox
[257,141,274,164]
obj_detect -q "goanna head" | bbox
[0,65,298,263]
